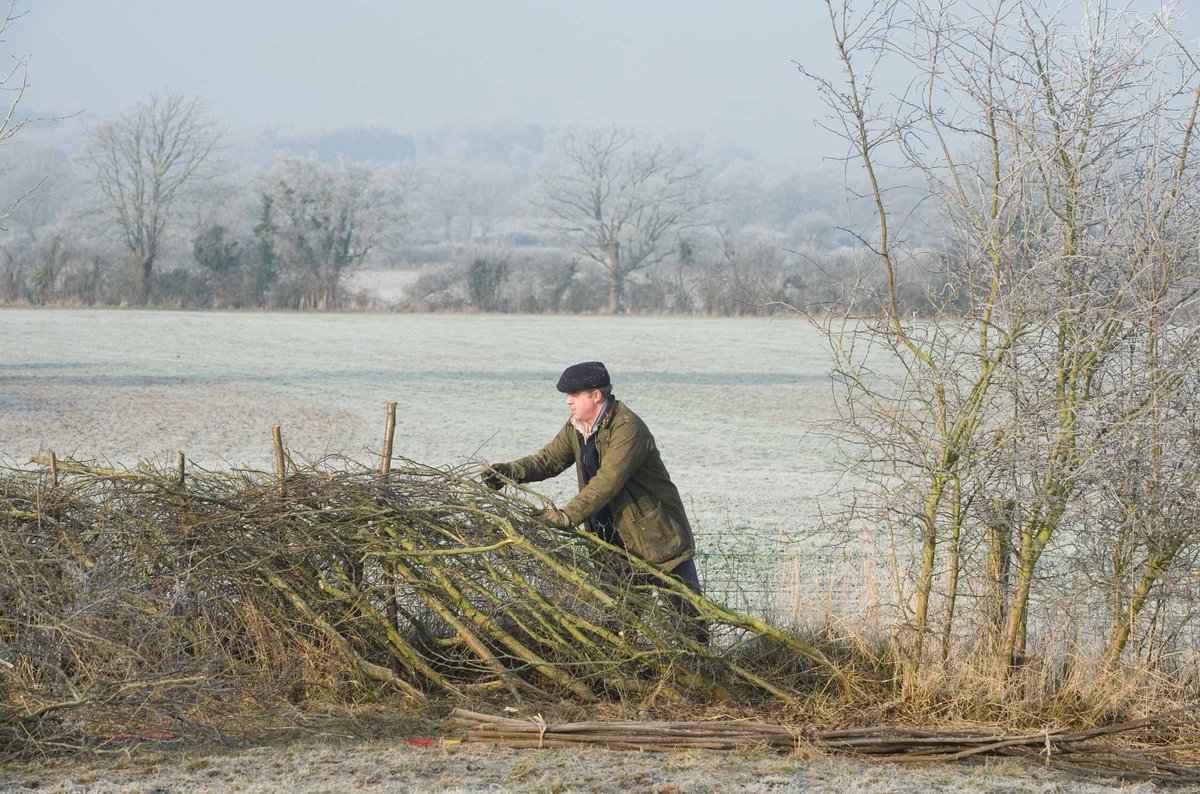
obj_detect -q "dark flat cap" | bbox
[556,361,610,393]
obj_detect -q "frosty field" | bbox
[1,309,847,608]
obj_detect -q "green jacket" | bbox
[502,400,695,571]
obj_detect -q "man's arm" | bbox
[560,418,651,524]
[502,422,576,484]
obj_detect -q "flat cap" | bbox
[556,361,610,393]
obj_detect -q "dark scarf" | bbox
[577,400,622,548]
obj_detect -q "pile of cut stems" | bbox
[454,708,1200,783]
[0,456,837,757]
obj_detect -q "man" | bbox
[484,361,706,637]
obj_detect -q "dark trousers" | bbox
[664,557,709,644]
[592,544,710,644]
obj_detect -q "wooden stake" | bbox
[178,450,186,486]
[49,450,58,488]
[381,401,397,476]
[381,400,401,664]
[272,425,286,493]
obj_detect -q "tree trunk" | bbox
[1103,542,1183,668]
[606,241,621,314]
[940,478,963,664]
[911,468,949,665]
[132,249,155,305]
[999,518,1050,669]
[985,501,1013,646]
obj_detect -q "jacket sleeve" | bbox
[505,423,576,483]
[561,417,650,524]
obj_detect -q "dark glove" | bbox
[482,462,513,490]
[543,507,574,529]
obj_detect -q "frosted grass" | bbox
[1,309,846,610]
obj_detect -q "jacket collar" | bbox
[598,398,619,431]
[570,398,620,439]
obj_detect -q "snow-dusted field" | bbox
[1,308,838,507]
[2,308,848,609]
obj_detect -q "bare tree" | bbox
[418,161,518,243]
[260,155,405,310]
[536,126,710,313]
[0,146,76,244]
[809,0,1200,682]
[0,1,40,228]
[81,92,221,304]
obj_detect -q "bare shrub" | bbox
[808,0,1200,691]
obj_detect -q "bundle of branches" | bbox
[454,708,1200,784]
[0,455,838,757]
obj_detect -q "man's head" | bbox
[557,361,611,425]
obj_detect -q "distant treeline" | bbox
[0,96,947,315]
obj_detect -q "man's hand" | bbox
[481,463,512,491]
[542,507,573,528]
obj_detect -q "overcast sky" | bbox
[9,1,844,163]
[11,2,1200,165]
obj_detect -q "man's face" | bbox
[566,388,605,424]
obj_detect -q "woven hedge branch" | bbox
[0,456,841,757]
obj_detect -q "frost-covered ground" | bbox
[1,308,850,611]
[0,737,1157,794]
[0,309,837,489]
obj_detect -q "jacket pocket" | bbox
[619,494,685,566]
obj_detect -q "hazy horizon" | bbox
[9,1,855,165]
